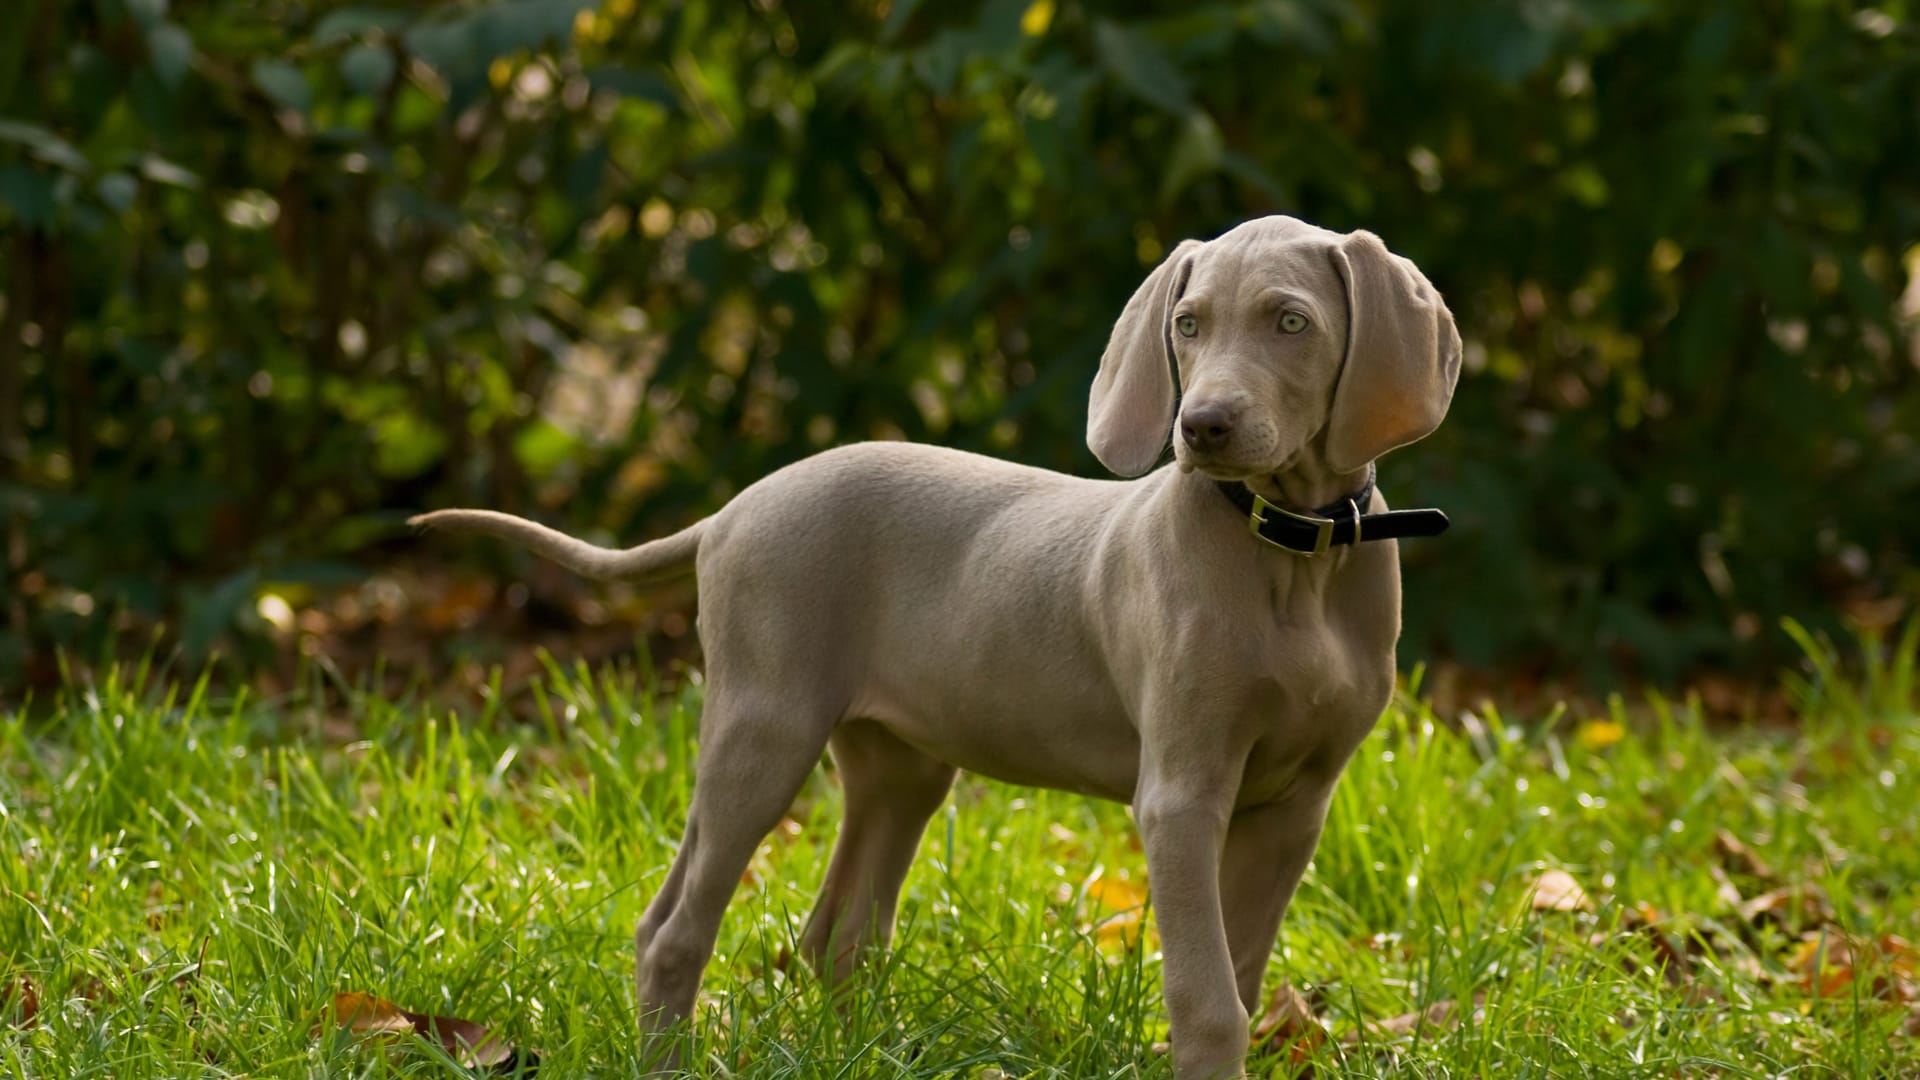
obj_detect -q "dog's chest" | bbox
[1233,601,1394,807]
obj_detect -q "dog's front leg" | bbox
[1219,783,1335,1014]
[1137,768,1249,1079]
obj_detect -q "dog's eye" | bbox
[1279,311,1309,334]
[1174,314,1198,338]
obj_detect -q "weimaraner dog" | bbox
[413,214,1460,1077]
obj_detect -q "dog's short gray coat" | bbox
[413,214,1461,1078]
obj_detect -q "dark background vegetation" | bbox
[2,0,1917,700]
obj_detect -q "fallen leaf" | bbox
[1082,874,1153,950]
[1737,884,1834,931]
[1714,829,1777,882]
[1529,869,1591,912]
[1614,903,1693,986]
[3,973,36,1029]
[1709,866,1746,911]
[1885,934,1919,980]
[322,991,528,1072]
[1788,930,1916,1003]
[1084,875,1148,912]
[1253,982,1327,1065]
[413,1012,516,1070]
[1091,907,1147,948]
[1345,993,1485,1044]
[1575,719,1624,750]
[421,579,496,632]
[326,992,414,1037]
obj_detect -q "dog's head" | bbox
[1086,215,1462,481]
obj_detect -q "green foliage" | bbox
[2,0,1918,684]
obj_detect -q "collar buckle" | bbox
[1247,494,1334,557]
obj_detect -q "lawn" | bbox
[3,625,1917,1077]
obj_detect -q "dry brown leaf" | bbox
[1082,874,1153,949]
[3,973,36,1029]
[1084,875,1148,912]
[1737,884,1834,931]
[1253,982,1327,1066]
[1344,993,1485,1044]
[1709,866,1746,911]
[1789,930,1917,1003]
[322,991,525,1071]
[1529,869,1591,912]
[1713,829,1777,882]
[1882,934,1919,976]
[421,579,496,632]
[327,992,414,1036]
[413,1012,515,1070]
[1615,903,1694,986]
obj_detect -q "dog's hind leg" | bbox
[798,720,956,984]
[633,687,837,1069]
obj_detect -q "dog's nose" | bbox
[1180,402,1237,455]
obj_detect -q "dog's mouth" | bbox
[1177,450,1295,484]
[1175,429,1299,483]
[1184,462,1256,481]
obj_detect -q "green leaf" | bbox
[96,172,138,213]
[475,0,589,56]
[1219,149,1290,204]
[183,569,258,658]
[1245,0,1336,54]
[124,0,168,30]
[403,17,480,81]
[1557,163,1609,207]
[912,30,967,95]
[251,59,312,113]
[882,0,926,41]
[0,165,56,227]
[585,66,678,108]
[1092,20,1192,115]
[565,141,609,206]
[137,154,200,188]
[1160,109,1224,205]
[341,43,396,96]
[313,7,412,46]
[0,120,88,172]
[146,22,194,90]
[513,418,580,474]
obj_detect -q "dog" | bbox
[412,214,1460,1077]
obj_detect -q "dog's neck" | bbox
[1239,457,1374,516]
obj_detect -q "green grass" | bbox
[3,624,1917,1077]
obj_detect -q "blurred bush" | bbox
[2,0,1917,690]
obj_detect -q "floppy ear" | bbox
[1323,230,1463,473]
[1087,239,1204,477]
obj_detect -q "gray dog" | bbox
[413,214,1460,1078]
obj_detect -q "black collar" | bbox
[1214,466,1450,556]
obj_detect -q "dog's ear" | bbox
[1323,230,1462,473]
[1087,239,1204,477]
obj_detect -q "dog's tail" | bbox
[408,509,706,584]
